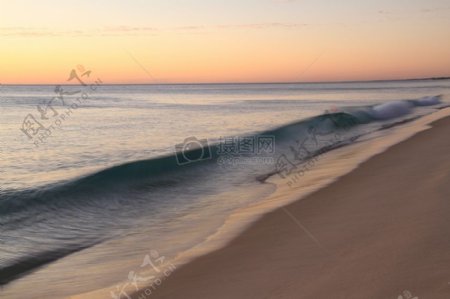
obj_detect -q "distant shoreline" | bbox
[1,76,450,86]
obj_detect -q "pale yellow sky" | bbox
[1,0,449,84]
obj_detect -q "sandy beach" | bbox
[131,115,450,299]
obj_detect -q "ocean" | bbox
[1,80,449,298]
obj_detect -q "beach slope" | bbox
[133,116,450,299]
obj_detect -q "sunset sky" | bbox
[1,0,449,84]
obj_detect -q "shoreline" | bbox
[130,110,450,299]
[9,107,447,299]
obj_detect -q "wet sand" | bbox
[132,116,450,299]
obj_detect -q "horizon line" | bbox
[1,76,449,86]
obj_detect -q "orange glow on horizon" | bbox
[1,1,450,84]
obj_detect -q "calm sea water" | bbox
[0,80,449,298]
